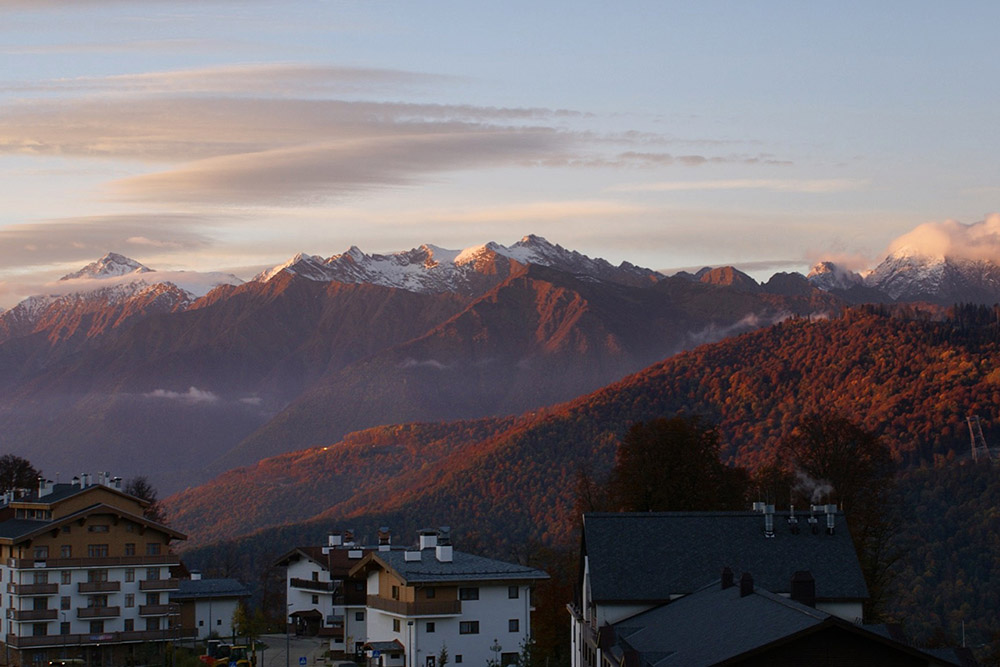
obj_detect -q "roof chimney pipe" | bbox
[721,567,734,590]
[739,572,754,598]
[378,527,391,552]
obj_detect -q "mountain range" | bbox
[3,235,999,493]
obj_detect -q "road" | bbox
[256,634,328,667]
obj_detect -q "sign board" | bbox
[299,658,307,666]
[372,651,381,659]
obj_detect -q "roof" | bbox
[583,512,868,603]
[171,578,249,601]
[364,641,405,653]
[609,581,962,666]
[352,549,549,584]
[273,546,374,574]
[0,502,185,544]
[6,482,149,508]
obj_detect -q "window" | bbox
[124,543,135,556]
[88,595,108,608]
[393,619,401,633]
[32,623,47,637]
[199,620,204,627]
[87,544,108,558]
[60,545,72,558]
[458,587,479,600]
[426,622,435,633]
[61,526,71,534]
[146,593,160,605]
[87,570,108,583]
[459,621,479,635]
[60,622,70,635]
[508,585,519,599]
[33,546,48,560]
[32,597,48,611]
[146,543,161,556]
[125,522,134,533]
[60,596,70,610]
[311,571,319,581]
[145,617,160,631]
[87,524,109,533]
[125,594,134,608]
[425,588,436,599]
[124,619,134,632]
[508,619,519,633]
[146,567,160,580]
[501,654,518,667]
[125,568,135,583]
[61,570,71,585]
[455,656,463,664]
[391,585,399,600]
[426,658,436,667]
[89,620,104,633]
[217,619,222,626]
[311,595,319,604]
[33,571,48,584]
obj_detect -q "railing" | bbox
[139,603,178,616]
[290,578,337,592]
[366,595,461,616]
[7,583,58,595]
[7,555,180,569]
[78,581,121,593]
[76,606,120,619]
[139,578,179,591]
[4,627,197,648]
[11,609,58,621]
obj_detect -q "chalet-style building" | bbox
[570,509,870,667]
[277,528,548,667]
[0,473,188,667]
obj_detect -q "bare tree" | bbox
[123,476,168,524]
[0,455,40,494]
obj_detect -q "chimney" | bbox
[790,571,816,608]
[404,550,422,562]
[808,506,819,535]
[787,505,799,534]
[343,529,355,546]
[328,532,343,547]
[739,572,754,598]
[763,504,775,538]
[824,504,836,535]
[721,567,734,589]
[71,476,81,488]
[81,473,90,488]
[112,477,122,491]
[347,548,364,559]
[190,570,202,581]
[378,527,391,552]
[418,529,438,550]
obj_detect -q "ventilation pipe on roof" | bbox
[71,476,81,488]
[824,504,836,535]
[378,527,391,552]
[787,504,799,534]
[807,506,819,535]
[763,504,775,538]
[190,570,202,581]
[721,567,734,590]
[343,530,355,546]
[112,477,122,491]
[404,550,422,562]
[739,572,754,597]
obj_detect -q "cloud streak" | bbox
[609,178,869,194]
[888,213,1000,262]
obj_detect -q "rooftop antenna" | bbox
[967,415,994,463]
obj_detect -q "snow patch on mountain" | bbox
[807,261,865,291]
[60,252,152,281]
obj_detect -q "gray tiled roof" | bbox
[171,578,250,600]
[583,512,868,602]
[611,582,963,666]
[371,550,548,584]
[0,519,50,539]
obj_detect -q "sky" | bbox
[2,1,1000,308]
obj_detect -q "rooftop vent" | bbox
[790,570,816,608]
[404,550,422,562]
[347,549,364,559]
[435,544,453,563]
[763,504,775,538]
[190,570,202,581]
[418,528,438,550]
[787,505,799,534]
[378,527,391,551]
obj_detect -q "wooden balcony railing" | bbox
[139,603,178,616]
[7,583,58,595]
[139,578,179,591]
[78,581,121,593]
[366,595,461,616]
[76,606,120,619]
[7,555,180,569]
[290,578,337,592]
[11,609,57,621]
[4,627,197,648]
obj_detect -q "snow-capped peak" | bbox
[60,252,152,281]
[806,261,864,290]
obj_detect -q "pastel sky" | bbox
[2,0,999,307]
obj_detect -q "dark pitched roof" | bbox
[354,549,548,584]
[0,519,50,539]
[583,512,868,603]
[609,582,962,666]
[0,502,184,543]
[273,546,374,574]
[171,578,250,601]
[7,482,148,508]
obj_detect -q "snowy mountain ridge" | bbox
[253,234,662,294]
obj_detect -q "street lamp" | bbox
[286,602,293,667]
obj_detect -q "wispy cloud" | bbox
[144,387,219,403]
[609,178,869,194]
[887,213,1000,262]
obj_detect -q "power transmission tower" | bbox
[967,415,994,463]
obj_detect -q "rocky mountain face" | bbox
[0,240,840,492]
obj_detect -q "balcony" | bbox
[11,609,57,621]
[7,555,181,569]
[4,627,197,648]
[366,595,461,616]
[78,581,121,593]
[7,583,58,595]
[76,606,120,619]
[139,578,179,591]
[290,578,337,592]
[139,603,178,616]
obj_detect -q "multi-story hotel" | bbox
[0,473,188,667]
